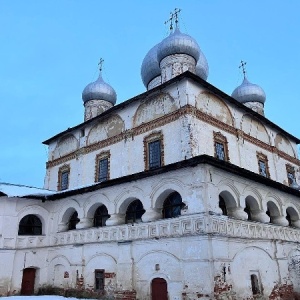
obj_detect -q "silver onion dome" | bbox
[196,51,209,80]
[157,28,200,63]
[82,74,117,105]
[141,43,161,87]
[231,77,266,104]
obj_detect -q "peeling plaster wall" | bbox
[2,165,300,298]
[44,79,299,191]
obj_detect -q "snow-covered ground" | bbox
[1,297,92,300]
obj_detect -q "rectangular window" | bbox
[98,158,108,182]
[58,165,70,191]
[95,269,105,292]
[148,140,161,169]
[286,164,296,186]
[215,142,225,160]
[258,160,267,177]
[61,171,69,190]
[95,151,110,183]
[214,132,229,161]
[144,132,164,170]
[257,152,269,178]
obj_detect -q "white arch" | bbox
[151,178,186,209]
[17,205,49,235]
[85,253,117,266]
[265,194,283,214]
[114,186,145,213]
[217,179,240,205]
[56,199,83,223]
[137,250,180,264]
[84,192,114,218]
[241,186,263,210]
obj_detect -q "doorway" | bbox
[21,268,36,295]
[151,278,168,300]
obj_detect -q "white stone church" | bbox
[1,13,300,300]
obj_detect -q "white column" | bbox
[141,208,161,222]
[106,214,125,226]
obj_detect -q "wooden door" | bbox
[21,268,36,295]
[151,278,168,300]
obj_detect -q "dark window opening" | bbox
[244,203,251,220]
[258,160,267,177]
[94,205,110,227]
[148,140,161,169]
[68,211,80,230]
[98,158,108,182]
[61,171,69,190]
[95,269,105,292]
[126,200,145,224]
[287,171,296,186]
[286,211,292,226]
[250,274,261,295]
[18,215,42,235]
[219,196,228,216]
[163,192,183,219]
[215,142,225,160]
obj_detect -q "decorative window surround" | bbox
[214,131,230,161]
[286,164,296,186]
[95,151,110,183]
[143,131,164,170]
[57,164,70,191]
[46,105,300,169]
[256,152,270,178]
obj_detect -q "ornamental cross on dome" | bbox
[164,8,181,31]
[98,58,104,72]
[239,60,247,78]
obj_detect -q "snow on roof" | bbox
[0,182,56,198]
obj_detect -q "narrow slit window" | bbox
[250,274,261,295]
[95,269,105,292]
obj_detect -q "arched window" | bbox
[163,192,183,219]
[286,207,299,227]
[93,205,110,227]
[18,215,42,235]
[68,211,80,230]
[219,196,228,216]
[125,200,145,224]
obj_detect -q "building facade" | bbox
[1,20,300,300]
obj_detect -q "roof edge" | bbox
[42,71,300,145]
[27,154,300,201]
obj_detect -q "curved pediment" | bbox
[133,93,177,127]
[241,114,270,145]
[196,91,234,126]
[87,114,124,145]
[275,133,295,157]
[53,134,78,159]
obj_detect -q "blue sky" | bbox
[1,0,299,188]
